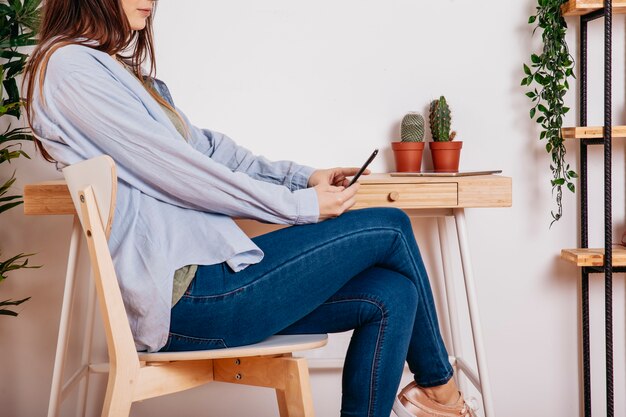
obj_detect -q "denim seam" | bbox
[322,296,388,417]
[390,228,453,373]
[183,226,408,301]
[416,367,454,388]
[167,331,228,348]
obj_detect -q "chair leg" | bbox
[100,372,134,417]
[276,389,289,417]
[213,355,316,417]
[275,357,315,417]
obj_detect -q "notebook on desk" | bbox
[390,170,502,177]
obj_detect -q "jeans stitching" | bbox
[391,228,453,374]
[167,331,228,348]
[322,296,388,417]
[184,226,412,301]
[417,367,454,388]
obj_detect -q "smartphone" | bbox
[348,149,378,186]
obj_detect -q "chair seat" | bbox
[138,334,328,362]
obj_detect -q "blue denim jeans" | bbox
[163,207,453,417]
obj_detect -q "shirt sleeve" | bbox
[49,69,319,225]
[150,77,315,191]
[186,123,315,192]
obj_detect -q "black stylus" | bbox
[348,149,378,186]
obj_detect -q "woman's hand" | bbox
[308,167,370,188]
[314,183,360,220]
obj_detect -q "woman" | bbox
[25,1,477,416]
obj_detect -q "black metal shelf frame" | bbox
[577,3,614,417]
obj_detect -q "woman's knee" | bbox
[347,268,419,324]
[380,271,418,319]
[342,207,413,235]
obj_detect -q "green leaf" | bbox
[528,15,537,24]
[530,108,536,119]
[531,54,541,64]
[0,298,31,308]
[8,0,23,13]
[0,200,22,214]
[526,91,536,98]
[0,309,19,317]
[567,182,575,193]
[0,50,25,60]
[0,194,21,203]
[524,64,531,75]
[3,77,20,106]
[0,297,31,317]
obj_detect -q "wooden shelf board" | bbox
[561,247,626,267]
[562,0,626,16]
[561,126,626,140]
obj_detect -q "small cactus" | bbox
[429,96,456,142]
[400,112,425,142]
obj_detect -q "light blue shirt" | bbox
[31,44,320,352]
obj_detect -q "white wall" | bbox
[1,1,625,416]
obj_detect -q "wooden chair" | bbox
[61,155,327,417]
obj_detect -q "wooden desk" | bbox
[24,174,512,417]
[24,174,512,215]
[355,174,511,209]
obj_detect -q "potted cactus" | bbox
[392,112,425,172]
[429,96,462,172]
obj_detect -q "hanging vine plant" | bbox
[522,0,576,226]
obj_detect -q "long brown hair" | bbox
[24,0,184,162]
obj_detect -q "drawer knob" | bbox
[388,192,399,202]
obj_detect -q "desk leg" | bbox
[436,216,466,393]
[48,216,83,417]
[453,208,495,417]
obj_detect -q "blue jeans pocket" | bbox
[161,332,227,352]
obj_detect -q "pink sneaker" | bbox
[392,381,478,417]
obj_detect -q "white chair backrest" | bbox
[62,155,138,366]
[62,155,117,237]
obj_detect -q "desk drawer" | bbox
[354,183,458,209]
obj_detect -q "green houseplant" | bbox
[0,0,41,316]
[428,96,461,172]
[392,112,426,172]
[522,0,576,225]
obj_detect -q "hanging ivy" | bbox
[522,0,576,226]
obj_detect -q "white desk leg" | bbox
[436,216,466,393]
[453,208,495,417]
[48,216,83,417]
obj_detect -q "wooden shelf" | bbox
[561,247,626,267]
[562,0,626,16]
[561,126,626,140]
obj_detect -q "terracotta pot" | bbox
[429,141,463,172]
[392,141,425,172]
